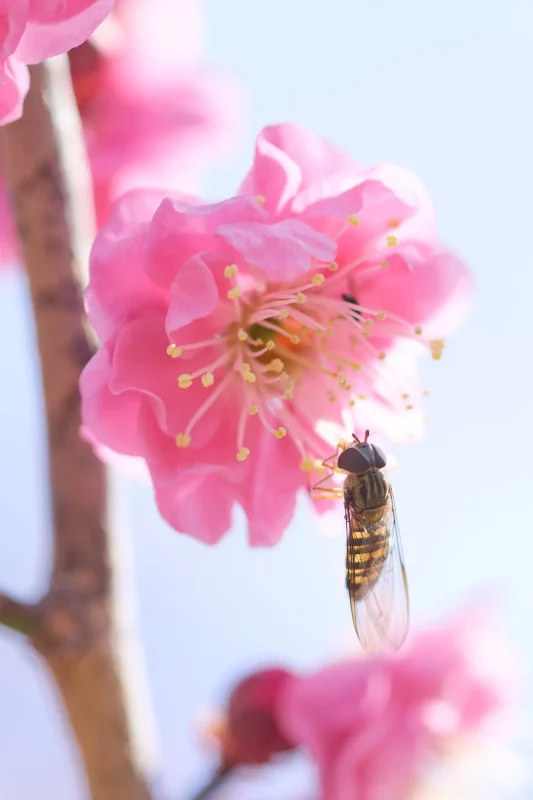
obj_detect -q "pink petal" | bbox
[0,2,28,59]
[0,57,29,125]
[17,0,115,63]
[80,339,143,455]
[216,219,336,281]
[240,123,356,214]
[86,189,169,341]
[109,310,222,446]
[166,253,219,337]
[154,475,234,545]
[144,195,267,287]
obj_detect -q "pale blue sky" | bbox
[0,0,532,797]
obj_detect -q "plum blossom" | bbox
[278,610,514,800]
[0,0,115,125]
[80,123,471,545]
[0,0,239,265]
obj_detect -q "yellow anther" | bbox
[227,286,241,300]
[295,292,307,303]
[312,273,325,285]
[175,433,191,448]
[346,214,360,226]
[358,394,366,400]
[336,372,347,386]
[249,404,258,415]
[266,340,275,350]
[380,261,389,269]
[378,352,387,360]
[386,235,398,248]
[278,309,289,319]
[402,393,409,399]
[201,373,215,387]
[406,404,414,410]
[362,330,370,337]
[236,447,250,461]
[300,456,314,472]
[388,218,402,229]
[349,398,356,407]
[273,426,287,439]
[267,358,284,373]
[166,343,182,358]
[376,312,387,320]
[415,326,423,336]
[178,374,192,388]
[244,371,257,383]
[255,195,266,205]
[353,362,362,371]
[290,334,300,345]
[237,328,248,341]
[241,363,251,372]
[430,339,445,360]
[423,389,430,396]
[283,390,293,400]
[329,261,339,271]
[328,393,337,403]
[326,327,334,336]
[224,264,238,278]
[280,372,290,382]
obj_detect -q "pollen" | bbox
[290,334,300,344]
[300,456,314,472]
[423,389,430,396]
[278,309,289,319]
[415,326,423,336]
[349,398,356,407]
[388,218,402,229]
[236,447,250,461]
[346,215,360,226]
[295,292,307,303]
[175,433,191,448]
[166,344,182,358]
[224,264,238,278]
[430,339,445,360]
[266,340,275,350]
[402,393,409,399]
[248,404,258,415]
[242,363,251,372]
[237,328,248,341]
[255,195,266,205]
[353,362,362,371]
[406,404,414,410]
[267,358,284,373]
[380,261,389,269]
[201,373,215,387]
[244,371,256,383]
[227,286,241,300]
[329,262,339,271]
[178,374,192,388]
[273,426,287,439]
[376,312,387,320]
[378,352,387,360]
[283,389,293,400]
[386,235,398,247]
[312,273,325,285]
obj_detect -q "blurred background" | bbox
[1,0,532,797]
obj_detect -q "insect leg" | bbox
[309,441,347,499]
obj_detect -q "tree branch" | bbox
[0,592,37,635]
[0,57,155,800]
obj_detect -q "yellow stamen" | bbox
[237,328,248,341]
[278,309,289,319]
[388,218,402,229]
[290,334,300,345]
[249,404,258,415]
[295,292,307,303]
[224,264,238,278]
[378,352,387,360]
[430,339,445,360]
[376,312,387,320]
[244,372,257,383]
[227,287,241,300]
[312,273,325,285]
[201,373,214,387]
[267,358,285,373]
[329,262,339,271]
[283,390,293,400]
[266,340,275,350]
[386,235,398,247]
[406,404,414,410]
[273,426,287,439]
[178,374,192,388]
[241,363,251,373]
[236,447,250,461]
[402,393,409,399]
[347,215,360,226]
[300,456,314,472]
[380,261,389,269]
[415,326,423,336]
[166,344,182,358]
[423,390,430,396]
[175,433,191,448]
[255,195,266,205]
[349,398,356,407]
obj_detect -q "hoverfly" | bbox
[311,431,409,653]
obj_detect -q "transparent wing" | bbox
[347,487,409,654]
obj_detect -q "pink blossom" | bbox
[0,0,115,125]
[278,611,511,800]
[0,0,239,265]
[80,123,471,545]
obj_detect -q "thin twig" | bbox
[0,592,37,635]
[187,764,236,800]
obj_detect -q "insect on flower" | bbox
[311,432,409,653]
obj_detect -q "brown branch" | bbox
[0,58,155,800]
[0,592,37,635]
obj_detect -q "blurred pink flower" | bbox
[0,0,115,124]
[278,611,511,800]
[0,0,239,264]
[80,123,470,545]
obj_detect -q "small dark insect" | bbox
[310,430,409,653]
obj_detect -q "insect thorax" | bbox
[344,469,389,515]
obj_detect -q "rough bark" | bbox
[0,58,155,800]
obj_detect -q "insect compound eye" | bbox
[371,444,387,469]
[338,444,372,474]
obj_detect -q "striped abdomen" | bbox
[345,470,390,600]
